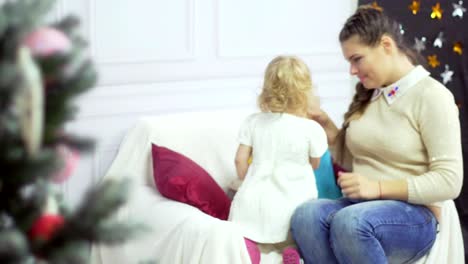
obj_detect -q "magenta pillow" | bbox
[151,144,231,220]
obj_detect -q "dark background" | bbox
[358,0,467,256]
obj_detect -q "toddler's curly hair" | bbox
[258,55,313,114]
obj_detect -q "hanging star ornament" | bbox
[409,0,421,15]
[453,1,466,18]
[440,64,454,85]
[427,54,440,68]
[431,3,443,19]
[414,37,427,53]
[433,32,445,48]
[453,42,463,55]
[371,1,383,12]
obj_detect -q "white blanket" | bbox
[90,185,252,264]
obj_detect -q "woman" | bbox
[290,6,464,264]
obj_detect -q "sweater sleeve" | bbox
[406,83,463,204]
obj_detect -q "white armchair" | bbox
[90,109,256,264]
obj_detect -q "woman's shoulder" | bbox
[411,76,457,116]
[415,76,454,100]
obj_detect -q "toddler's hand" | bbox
[229,178,244,191]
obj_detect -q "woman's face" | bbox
[341,35,392,89]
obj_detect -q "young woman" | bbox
[290,6,464,264]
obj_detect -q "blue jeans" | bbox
[290,198,437,264]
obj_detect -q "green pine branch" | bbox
[34,179,145,259]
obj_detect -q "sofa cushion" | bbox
[151,143,231,220]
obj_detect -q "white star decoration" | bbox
[453,1,466,18]
[414,37,426,53]
[441,64,454,85]
[433,32,445,48]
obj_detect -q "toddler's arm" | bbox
[309,157,321,170]
[234,144,252,180]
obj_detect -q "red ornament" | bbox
[23,27,72,57]
[29,214,65,241]
[52,144,80,184]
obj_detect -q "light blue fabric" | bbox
[313,150,342,199]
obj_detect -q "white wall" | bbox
[49,0,357,205]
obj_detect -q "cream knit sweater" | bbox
[338,66,463,206]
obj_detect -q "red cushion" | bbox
[151,144,231,220]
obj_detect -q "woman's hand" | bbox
[307,108,330,127]
[307,108,339,145]
[337,172,380,200]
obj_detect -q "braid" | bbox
[334,83,373,164]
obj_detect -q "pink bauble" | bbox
[52,144,80,184]
[23,27,72,57]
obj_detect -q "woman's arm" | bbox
[406,83,463,204]
[234,144,252,180]
[308,109,340,145]
[338,172,408,200]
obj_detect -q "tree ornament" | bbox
[440,64,454,84]
[399,24,405,35]
[28,214,65,241]
[23,27,72,57]
[414,37,427,52]
[52,144,80,184]
[431,3,443,19]
[409,0,421,15]
[427,54,440,68]
[453,42,463,55]
[15,46,44,156]
[0,230,29,259]
[433,32,445,48]
[371,1,383,12]
[452,1,466,18]
[44,195,59,214]
[19,184,36,201]
[0,213,14,229]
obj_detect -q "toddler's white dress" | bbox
[229,112,327,243]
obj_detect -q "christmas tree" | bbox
[0,0,137,263]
